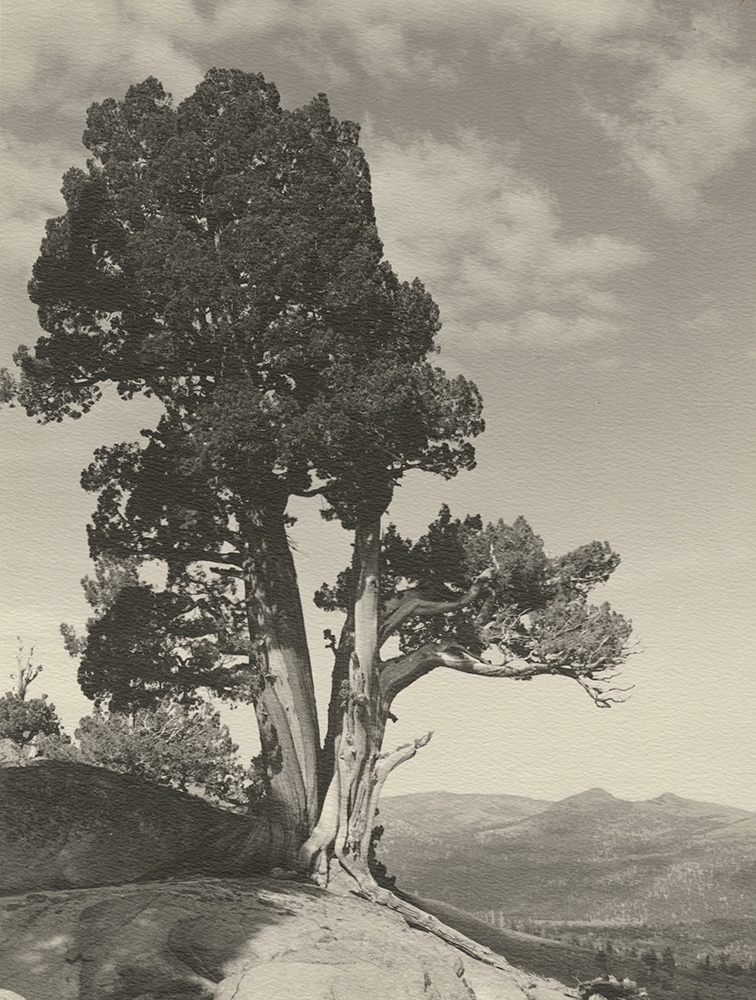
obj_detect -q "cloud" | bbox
[1,0,204,119]
[365,131,648,349]
[196,0,655,95]
[0,0,744,365]
[1,0,655,121]
[592,12,756,218]
[491,0,653,54]
[4,0,747,239]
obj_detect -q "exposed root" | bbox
[322,863,575,997]
[384,890,513,973]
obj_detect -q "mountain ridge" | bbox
[377,789,756,924]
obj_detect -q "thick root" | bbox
[382,891,577,997]
[320,861,573,997]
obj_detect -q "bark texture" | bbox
[240,500,321,849]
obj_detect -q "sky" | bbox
[1,0,755,811]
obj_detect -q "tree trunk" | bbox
[301,515,393,885]
[317,611,353,806]
[241,499,321,856]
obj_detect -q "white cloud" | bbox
[1,0,655,119]
[592,13,756,217]
[365,131,648,349]
[1,0,204,113]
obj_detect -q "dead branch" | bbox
[380,568,493,645]
[380,641,538,705]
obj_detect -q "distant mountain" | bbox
[377,789,756,924]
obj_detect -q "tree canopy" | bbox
[3,69,633,903]
[18,68,481,514]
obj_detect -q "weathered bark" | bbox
[317,611,353,806]
[240,497,321,853]
[302,511,446,889]
[301,515,390,879]
[338,517,382,861]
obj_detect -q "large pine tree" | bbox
[4,70,632,898]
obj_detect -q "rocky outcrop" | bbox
[0,761,575,998]
[0,760,283,894]
[0,877,574,1000]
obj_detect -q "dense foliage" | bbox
[74,699,254,804]
[4,69,633,885]
[319,505,631,705]
[38,696,262,810]
[0,692,62,748]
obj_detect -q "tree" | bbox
[3,69,633,917]
[0,692,62,751]
[49,698,259,807]
[10,637,44,700]
[0,641,63,759]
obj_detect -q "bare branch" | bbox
[374,731,433,784]
[380,568,493,644]
[297,483,334,499]
[379,640,538,706]
[359,732,435,856]
[13,638,43,701]
[561,669,635,708]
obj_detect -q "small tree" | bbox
[0,640,63,759]
[0,692,62,751]
[52,697,258,808]
[10,638,44,700]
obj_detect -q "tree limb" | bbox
[297,483,334,499]
[379,641,538,705]
[380,637,632,711]
[374,731,433,785]
[357,732,434,862]
[379,568,493,645]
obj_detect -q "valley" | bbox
[376,789,756,999]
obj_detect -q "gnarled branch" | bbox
[177,549,244,572]
[374,731,433,785]
[357,732,434,861]
[559,669,635,708]
[379,568,493,645]
[379,641,538,706]
[380,637,631,712]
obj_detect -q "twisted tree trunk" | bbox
[241,498,321,854]
[301,517,385,880]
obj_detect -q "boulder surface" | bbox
[0,761,574,998]
[0,877,573,1000]
[0,761,281,894]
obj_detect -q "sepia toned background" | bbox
[1,0,754,810]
